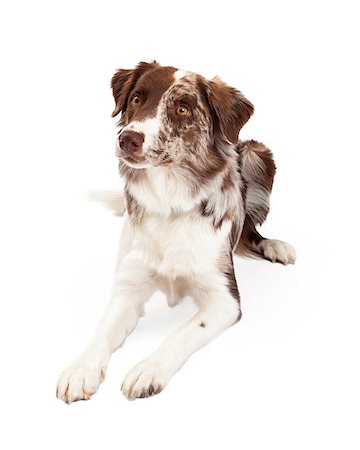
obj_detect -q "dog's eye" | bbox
[176,106,190,116]
[131,96,141,106]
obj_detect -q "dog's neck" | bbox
[125,165,207,217]
[122,160,244,231]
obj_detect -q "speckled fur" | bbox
[56,62,295,404]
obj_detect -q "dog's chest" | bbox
[131,214,230,278]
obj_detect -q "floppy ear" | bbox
[111,61,159,117]
[207,77,254,144]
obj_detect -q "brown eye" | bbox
[176,105,190,116]
[131,96,141,106]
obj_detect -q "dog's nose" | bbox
[119,131,144,153]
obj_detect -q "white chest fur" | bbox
[128,167,205,216]
[127,213,231,279]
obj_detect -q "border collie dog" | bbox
[57,61,296,403]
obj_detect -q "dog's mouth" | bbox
[122,153,145,164]
[118,151,151,169]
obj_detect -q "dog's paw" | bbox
[121,358,172,400]
[258,239,296,265]
[56,359,106,404]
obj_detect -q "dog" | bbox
[56,61,296,403]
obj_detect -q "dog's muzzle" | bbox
[118,131,146,163]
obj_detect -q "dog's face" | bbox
[112,61,254,174]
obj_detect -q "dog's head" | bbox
[112,61,254,174]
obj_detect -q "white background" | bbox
[0,1,359,449]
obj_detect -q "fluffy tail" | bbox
[87,190,126,216]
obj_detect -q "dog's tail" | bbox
[87,190,126,216]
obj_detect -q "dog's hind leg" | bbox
[235,140,296,265]
[238,217,296,265]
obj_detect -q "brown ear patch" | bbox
[111,61,159,117]
[198,76,254,144]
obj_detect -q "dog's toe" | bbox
[56,363,106,404]
[121,358,170,400]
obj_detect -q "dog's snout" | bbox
[119,131,144,153]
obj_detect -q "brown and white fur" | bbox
[56,61,296,403]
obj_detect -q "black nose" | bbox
[119,131,144,152]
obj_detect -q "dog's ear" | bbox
[111,61,159,117]
[205,77,254,144]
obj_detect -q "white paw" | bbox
[258,239,296,265]
[56,357,107,404]
[121,357,173,400]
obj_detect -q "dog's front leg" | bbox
[122,270,241,400]
[57,222,155,404]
